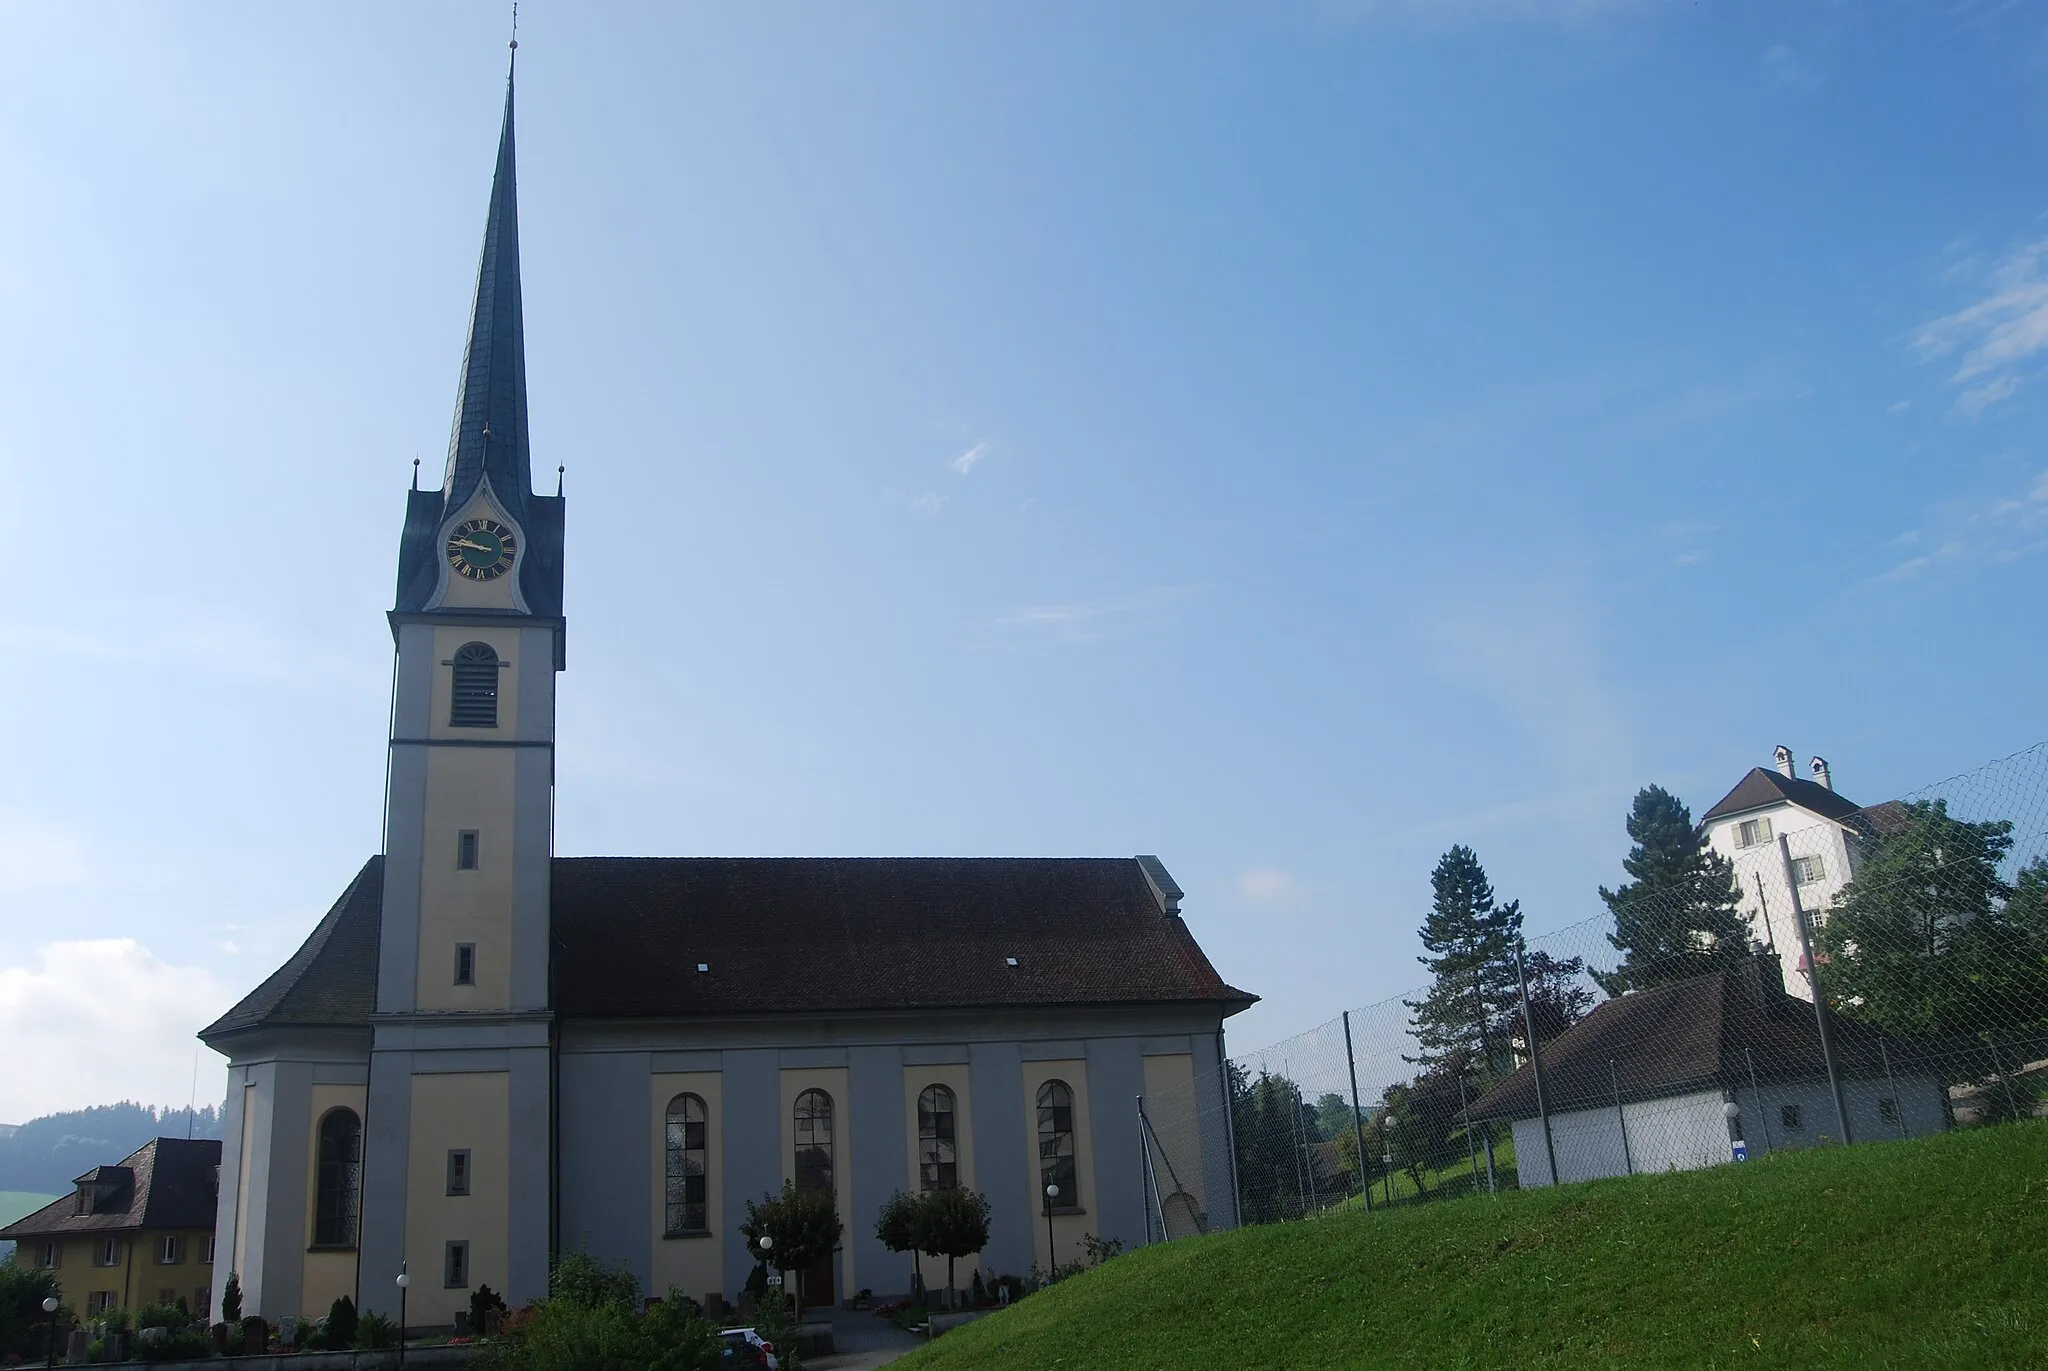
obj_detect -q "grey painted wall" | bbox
[358,1049,414,1319]
[506,1046,553,1305]
[510,746,553,1011]
[965,1042,1029,1279]
[718,1050,780,1296]
[258,1061,316,1320]
[1191,1031,1237,1229]
[376,746,428,1016]
[847,1046,905,1295]
[1083,1038,1145,1252]
[211,1071,249,1324]
[556,1049,651,1286]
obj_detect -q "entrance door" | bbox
[798,1251,834,1311]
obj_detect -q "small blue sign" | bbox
[1731,1140,1749,1162]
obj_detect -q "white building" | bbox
[1700,746,1907,1001]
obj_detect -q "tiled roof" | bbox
[0,1138,221,1239]
[1700,768,1865,826]
[201,855,1252,1042]
[1468,957,1905,1121]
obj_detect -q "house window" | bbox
[195,1288,211,1320]
[157,1287,176,1307]
[454,943,477,986]
[1878,1097,1900,1126]
[1737,817,1774,848]
[313,1107,363,1248]
[1792,854,1826,885]
[40,1243,60,1269]
[88,1292,117,1315]
[447,1149,472,1197]
[664,1094,709,1235]
[1781,1104,1802,1131]
[200,1235,215,1265]
[1037,1080,1078,1209]
[449,643,501,728]
[158,1235,182,1265]
[444,1240,470,1289]
[458,830,480,870]
[95,1240,121,1268]
[793,1089,834,1195]
[918,1085,958,1192]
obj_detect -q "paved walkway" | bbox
[804,1308,926,1370]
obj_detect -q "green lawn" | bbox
[898,1122,2048,1370]
[0,1193,57,1228]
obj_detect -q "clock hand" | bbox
[451,538,495,553]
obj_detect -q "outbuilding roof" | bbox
[201,855,1253,1041]
[0,1138,221,1239]
[1467,957,1907,1122]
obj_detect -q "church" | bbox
[199,59,1251,1330]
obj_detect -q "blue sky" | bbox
[2,0,2045,1121]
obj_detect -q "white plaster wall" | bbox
[1707,804,1859,1002]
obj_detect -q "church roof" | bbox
[200,855,1254,1042]
[1699,767,1865,826]
[0,1138,222,1239]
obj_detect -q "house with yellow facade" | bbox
[197,51,1253,1333]
[1,1138,220,1320]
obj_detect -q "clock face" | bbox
[446,518,518,581]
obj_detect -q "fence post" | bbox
[1136,1096,1154,1245]
[1987,1037,2019,1122]
[1218,1036,1244,1230]
[1879,1043,1909,1139]
[1342,1011,1374,1212]
[1609,1059,1633,1176]
[1459,1073,1481,1190]
[1745,1048,1772,1155]
[1513,941,1561,1187]
[1779,835,1853,1146]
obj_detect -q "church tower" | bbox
[364,54,562,1313]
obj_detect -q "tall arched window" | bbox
[312,1108,362,1248]
[664,1094,708,1235]
[1036,1081,1076,1206]
[449,642,500,728]
[793,1089,834,1194]
[917,1085,957,1192]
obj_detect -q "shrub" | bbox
[475,1288,720,1371]
[326,1296,358,1349]
[136,1329,211,1362]
[354,1311,398,1349]
[469,1283,508,1333]
[219,1274,242,1325]
[548,1252,640,1311]
[0,1265,66,1360]
[134,1302,186,1333]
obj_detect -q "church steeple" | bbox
[443,60,530,526]
[394,52,563,624]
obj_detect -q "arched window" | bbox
[1036,1081,1076,1206]
[313,1108,362,1248]
[917,1085,958,1192]
[793,1089,834,1194]
[449,642,500,728]
[664,1094,708,1235]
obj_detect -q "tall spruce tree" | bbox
[1405,846,1523,1073]
[1596,785,1753,993]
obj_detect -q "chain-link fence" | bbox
[1138,740,2048,1241]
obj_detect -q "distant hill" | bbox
[0,1103,223,1196]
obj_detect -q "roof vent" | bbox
[1773,745,1795,779]
[1005,957,1019,967]
[696,963,710,973]
[1810,756,1832,791]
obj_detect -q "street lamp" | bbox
[41,1295,58,1371]
[395,1266,410,1370]
[1042,1183,1059,1282]
[1381,1115,1398,1206]
[1724,1099,1747,1161]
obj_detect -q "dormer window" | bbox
[450,643,501,728]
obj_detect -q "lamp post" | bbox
[1042,1183,1059,1282]
[395,1266,410,1370]
[1381,1115,1397,1206]
[41,1294,58,1371]
[1724,1099,1748,1162]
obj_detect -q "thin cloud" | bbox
[1671,549,1708,567]
[1872,466,2048,580]
[0,817,89,895]
[950,442,991,476]
[984,585,1205,646]
[1761,44,1821,92]
[1314,0,1638,26]
[1915,235,2048,416]
[1236,867,1304,906]
[909,492,947,517]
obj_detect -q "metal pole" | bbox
[397,1264,407,1371]
[1043,1191,1056,1281]
[1745,1048,1772,1155]
[1753,872,1778,956]
[1879,1043,1908,1139]
[1459,1073,1480,1191]
[1780,836,1853,1146]
[1283,1064,1308,1217]
[1609,1060,1633,1176]
[1135,1096,1155,1245]
[1218,1043,1244,1230]
[1988,1037,2019,1122]
[1138,1105,1188,1239]
[1513,941,1561,1187]
[1342,1011,1374,1212]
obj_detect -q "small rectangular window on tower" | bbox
[445,1240,470,1289]
[458,830,480,870]
[454,944,476,986]
[447,1149,471,1196]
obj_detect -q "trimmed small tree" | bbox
[740,1182,843,1318]
[919,1188,993,1310]
[874,1189,926,1296]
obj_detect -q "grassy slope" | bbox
[899,1123,2048,1371]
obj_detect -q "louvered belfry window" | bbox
[450,642,500,728]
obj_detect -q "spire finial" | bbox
[510,2,519,60]
[556,464,565,496]
[412,456,420,491]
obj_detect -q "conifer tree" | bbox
[1405,846,1523,1074]
[1596,785,1752,994]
